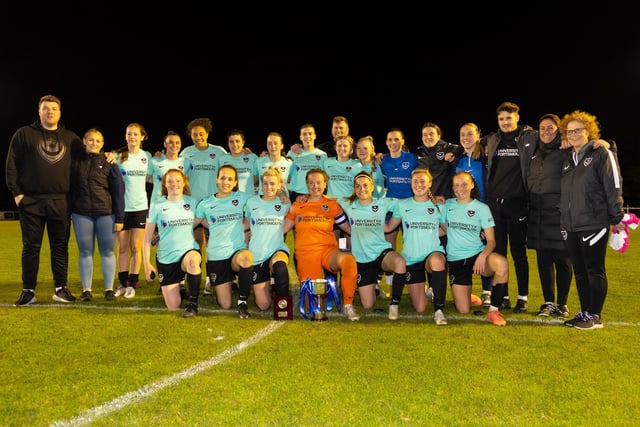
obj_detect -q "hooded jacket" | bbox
[5,120,82,199]
[482,125,535,191]
[560,141,624,232]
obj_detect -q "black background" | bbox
[2,4,639,209]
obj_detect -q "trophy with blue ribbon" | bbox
[299,275,341,321]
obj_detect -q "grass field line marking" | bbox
[3,302,640,327]
[48,321,285,427]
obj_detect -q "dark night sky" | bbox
[2,4,639,208]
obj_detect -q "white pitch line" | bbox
[5,302,640,327]
[49,321,285,427]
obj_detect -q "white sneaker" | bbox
[388,304,399,320]
[123,286,136,299]
[203,277,213,295]
[426,287,434,302]
[342,304,360,321]
[114,285,126,297]
[434,309,448,325]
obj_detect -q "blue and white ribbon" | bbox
[299,275,341,320]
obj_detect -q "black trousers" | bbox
[18,196,70,290]
[565,228,609,316]
[487,197,529,297]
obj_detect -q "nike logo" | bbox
[518,216,527,222]
[404,209,413,212]
[582,228,607,246]
[252,207,258,211]
[162,208,169,211]
[563,165,570,170]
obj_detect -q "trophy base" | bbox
[274,295,293,320]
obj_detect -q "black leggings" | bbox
[535,249,572,306]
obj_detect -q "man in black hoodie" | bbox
[6,94,82,306]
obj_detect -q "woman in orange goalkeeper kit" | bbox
[283,168,359,321]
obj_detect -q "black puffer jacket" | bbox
[70,151,125,223]
[526,135,568,251]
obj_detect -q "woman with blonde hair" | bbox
[241,166,291,319]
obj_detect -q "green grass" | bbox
[1,220,639,426]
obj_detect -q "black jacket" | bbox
[560,142,624,232]
[482,125,535,190]
[316,139,337,158]
[526,134,568,251]
[70,151,125,223]
[415,139,463,199]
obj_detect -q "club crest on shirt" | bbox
[372,205,379,212]
[38,136,66,164]
[467,209,476,218]
[232,199,239,206]
[427,207,435,215]
[209,153,217,159]
[402,162,411,170]
[183,204,191,211]
[274,204,282,212]
[322,204,329,212]
[436,152,445,161]
[583,157,593,167]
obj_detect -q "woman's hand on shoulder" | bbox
[104,152,117,164]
